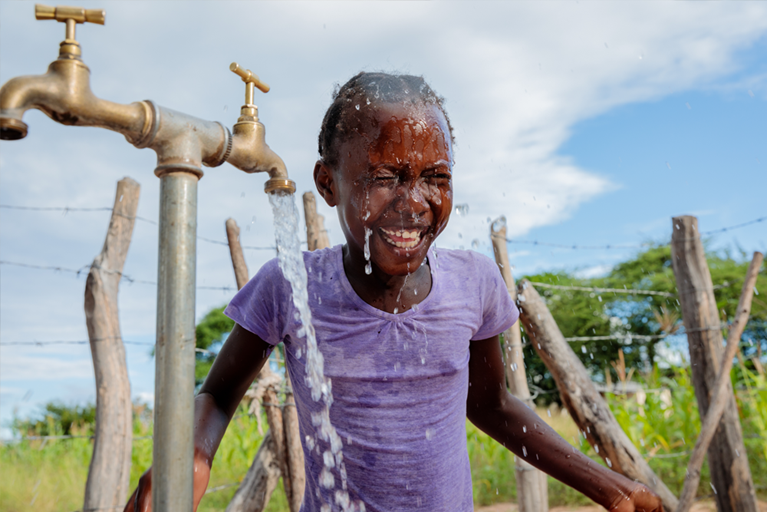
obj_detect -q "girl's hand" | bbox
[123,467,151,512]
[609,483,664,512]
[122,458,211,512]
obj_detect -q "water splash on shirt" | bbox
[269,192,362,511]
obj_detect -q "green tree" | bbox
[519,243,766,402]
[195,305,235,385]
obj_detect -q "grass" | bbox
[2,362,766,511]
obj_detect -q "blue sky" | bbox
[1,1,766,437]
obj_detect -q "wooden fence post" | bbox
[224,218,286,512]
[83,177,140,510]
[225,218,250,290]
[490,218,548,512]
[303,191,330,251]
[517,279,679,512]
[670,216,758,512]
[677,251,763,512]
[225,430,282,512]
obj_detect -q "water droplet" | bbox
[425,428,435,440]
[355,104,360,110]
[523,425,527,433]
[606,457,612,468]
[547,409,551,417]
[320,467,335,488]
[471,239,479,249]
[522,446,528,457]
[454,204,469,216]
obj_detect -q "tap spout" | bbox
[226,104,296,194]
[0,58,146,142]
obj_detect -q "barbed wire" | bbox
[0,339,154,346]
[0,260,236,292]
[1,203,280,250]
[491,213,766,251]
[527,281,676,297]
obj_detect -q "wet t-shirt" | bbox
[225,245,517,512]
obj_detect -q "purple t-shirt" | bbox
[225,245,517,512]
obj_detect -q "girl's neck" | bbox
[342,244,432,314]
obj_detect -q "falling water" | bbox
[269,191,361,512]
[363,227,372,275]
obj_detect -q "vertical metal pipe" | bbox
[153,171,198,512]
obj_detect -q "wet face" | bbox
[315,102,453,277]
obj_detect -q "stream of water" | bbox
[269,191,361,512]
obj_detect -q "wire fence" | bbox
[490,213,765,250]
[0,203,282,250]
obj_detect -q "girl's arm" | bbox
[124,323,274,512]
[467,335,663,512]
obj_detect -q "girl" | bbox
[126,73,663,512]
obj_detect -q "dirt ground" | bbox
[475,500,767,512]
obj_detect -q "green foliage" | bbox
[195,305,235,385]
[197,306,235,351]
[520,243,767,401]
[11,402,96,437]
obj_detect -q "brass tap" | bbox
[226,62,296,194]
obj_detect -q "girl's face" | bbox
[316,102,453,277]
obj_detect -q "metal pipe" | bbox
[153,171,198,512]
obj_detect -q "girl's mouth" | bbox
[379,227,423,249]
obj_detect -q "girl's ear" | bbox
[314,160,337,207]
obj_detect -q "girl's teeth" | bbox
[380,230,421,248]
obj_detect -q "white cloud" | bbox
[1,353,94,381]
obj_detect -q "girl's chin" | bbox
[372,244,431,275]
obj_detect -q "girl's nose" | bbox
[393,182,429,216]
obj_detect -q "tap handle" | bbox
[230,62,270,106]
[35,4,105,25]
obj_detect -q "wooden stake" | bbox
[225,218,249,290]
[675,250,763,512]
[83,178,139,510]
[303,191,330,251]
[224,218,287,510]
[517,279,679,512]
[671,216,758,512]
[283,380,305,512]
[225,429,282,512]
[490,218,548,512]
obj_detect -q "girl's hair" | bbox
[318,72,455,167]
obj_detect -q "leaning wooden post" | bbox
[83,178,140,510]
[225,218,250,289]
[517,279,679,512]
[671,216,758,512]
[226,430,282,512]
[225,218,287,512]
[677,251,763,512]
[490,217,548,512]
[303,191,330,251]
